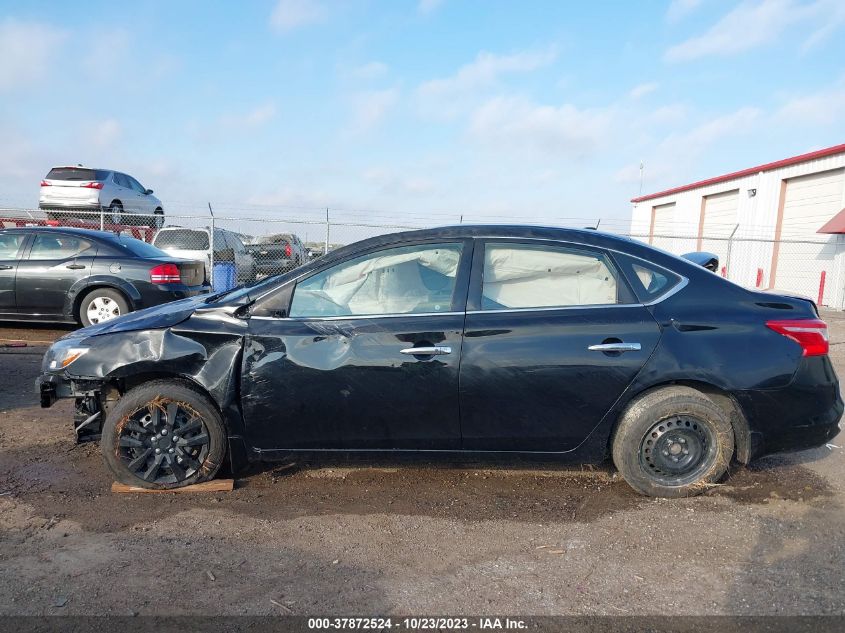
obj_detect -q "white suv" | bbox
[39,166,164,227]
[153,226,256,284]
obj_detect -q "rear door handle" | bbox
[65,264,86,270]
[588,342,641,352]
[0,265,12,270]
[400,346,452,356]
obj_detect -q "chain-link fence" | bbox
[2,206,843,307]
[641,231,844,308]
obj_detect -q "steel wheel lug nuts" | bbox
[161,429,168,436]
[169,448,175,453]
[155,448,161,454]
[662,450,669,456]
[173,436,179,442]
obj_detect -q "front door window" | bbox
[290,242,463,317]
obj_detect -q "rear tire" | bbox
[78,288,129,327]
[108,200,124,225]
[611,386,734,498]
[101,380,226,489]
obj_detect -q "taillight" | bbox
[40,180,51,187]
[284,243,292,258]
[150,263,181,284]
[766,319,829,356]
[81,181,104,189]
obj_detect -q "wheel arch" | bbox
[611,380,753,465]
[106,370,249,473]
[68,282,138,322]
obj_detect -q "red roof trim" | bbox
[631,143,845,203]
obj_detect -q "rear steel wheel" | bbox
[612,386,734,498]
[638,415,717,486]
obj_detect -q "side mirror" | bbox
[681,251,719,272]
[145,189,154,195]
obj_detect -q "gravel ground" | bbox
[1,315,844,616]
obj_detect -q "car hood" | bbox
[61,295,206,340]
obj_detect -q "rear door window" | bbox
[29,234,94,260]
[480,242,629,309]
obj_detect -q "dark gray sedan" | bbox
[0,227,209,326]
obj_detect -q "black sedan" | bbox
[37,225,841,497]
[0,227,209,326]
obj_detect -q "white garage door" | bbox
[650,203,675,251]
[701,189,739,273]
[773,168,845,305]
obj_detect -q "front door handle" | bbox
[400,346,452,356]
[588,342,641,352]
[65,264,86,270]
[0,265,12,270]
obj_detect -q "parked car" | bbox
[152,227,256,285]
[39,166,164,228]
[0,227,209,326]
[246,233,307,277]
[38,225,841,496]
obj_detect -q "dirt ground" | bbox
[1,317,844,616]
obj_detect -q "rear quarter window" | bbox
[613,252,684,303]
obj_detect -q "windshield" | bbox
[153,229,210,250]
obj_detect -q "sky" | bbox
[1,0,844,232]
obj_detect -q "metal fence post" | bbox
[724,223,739,279]
[99,206,104,231]
[325,208,330,255]
[208,202,215,287]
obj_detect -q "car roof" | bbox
[49,166,112,172]
[0,226,122,241]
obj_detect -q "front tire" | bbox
[611,386,734,498]
[101,381,226,489]
[78,288,129,327]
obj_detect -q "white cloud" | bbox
[270,0,326,33]
[91,119,122,148]
[349,88,399,133]
[629,82,658,99]
[419,47,557,100]
[666,106,761,147]
[417,47,557,119]
[349,61,389,80]
[221,103,277,128]
[0,18,66,92]
[363,167,435,195]
[666,0,704,23]
[418,0,445,14]
[776,84,845,125]
[617,106,761,186]
[803,0,845,49]
[468,96,613,157]
[665,0,814,62]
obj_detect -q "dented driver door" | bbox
[241,240,473,452]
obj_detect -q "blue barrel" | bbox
[212,262,236,292]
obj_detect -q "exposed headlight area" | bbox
[45,344,89,371]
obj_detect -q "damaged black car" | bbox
[37,225,842,497]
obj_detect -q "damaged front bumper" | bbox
[37,372,108,443]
